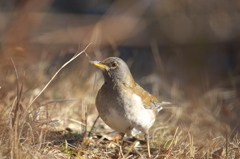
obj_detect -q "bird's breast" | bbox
[96,85,156,135]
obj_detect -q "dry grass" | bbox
[0,48,240,159]
[1,0,240,158]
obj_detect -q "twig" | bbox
[68,118,86,126]
[10,59,20,128]
[88,74,100,137]
[10,59,24,159]
[40,98,77,106]
[168,127,179,150]
[84,102,88,134]
[88,115,100,137]
[24,43,91,117]
[124,140,140,158]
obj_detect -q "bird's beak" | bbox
[90,61,110,70]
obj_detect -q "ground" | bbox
[0,49,239,158]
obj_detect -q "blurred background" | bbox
[1,0,240,155]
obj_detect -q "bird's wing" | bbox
[132,83,157,105]
[133,83,173,112]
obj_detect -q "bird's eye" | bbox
[110,62,118,68]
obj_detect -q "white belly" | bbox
[99,94,155,136]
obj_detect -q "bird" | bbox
[90,57,171,158]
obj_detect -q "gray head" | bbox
[91,57,135,86]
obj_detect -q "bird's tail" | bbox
[156,101,175,112]
[144,101,175,112]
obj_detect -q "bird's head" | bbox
[91,57,134,86]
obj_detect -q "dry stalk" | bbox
[23,43,91,119]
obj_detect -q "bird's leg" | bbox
[145,132,151,158]
[119,132,125,148]
[118,133,125,158]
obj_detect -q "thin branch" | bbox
[88,115,100,137]
[40,98,77,106]
[25,43,91,113]
[10,59,20,128]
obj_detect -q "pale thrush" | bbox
[91,57,170,157]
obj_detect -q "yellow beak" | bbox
[90,61,110,70]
